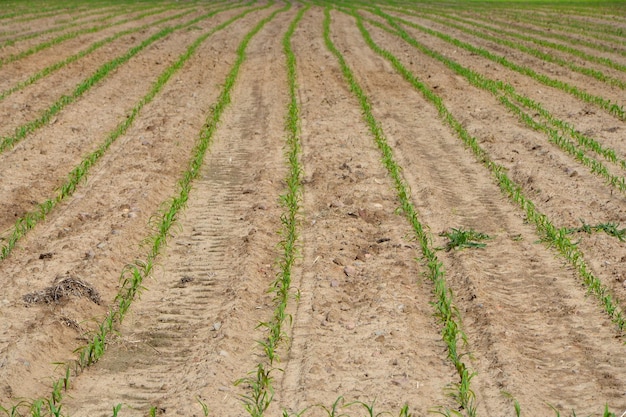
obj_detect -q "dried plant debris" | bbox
[23,276,100,305]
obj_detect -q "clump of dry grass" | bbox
[23,276,100,305]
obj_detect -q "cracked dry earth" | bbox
[0,1,625,416]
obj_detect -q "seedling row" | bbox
[0,1,624,416]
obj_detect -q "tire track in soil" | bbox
[0,6,247,239]
[279,8,456,416]
[331,10,626,415]
[62,6,293,416]
[361,14,626,319]
[0,6,276,405]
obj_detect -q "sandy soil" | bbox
[0,1,625,416]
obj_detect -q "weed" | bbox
[439,228,491,251]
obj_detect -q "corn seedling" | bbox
[111,403,122,417]
[342,4,625,333]
[323,7,475,416]
[0,2,259,262]
[502,391,522,417]
[196,397,209,417]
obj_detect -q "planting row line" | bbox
[0,3,256,261]
[351,7,626,216]
[0,2,168,47]
[381,0,626,54]
[377,5,625,121]
[414,9,626,86]
[357,0,626,344]
[0,1,207,67]
[0,6,200,102]
[319,1,624,414]
[0,4,274,413]
[427,8,626,60]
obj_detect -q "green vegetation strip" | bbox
[234,6,305,416]
[358,8,626,197]
[347,5,626,336]
[419,12,626,88]
[379,7,625,121]
[429,11,626,74]
[0,3,181,67]
[0,4,256,260]
[493,8,626,41]
[0,3,242,155]
[0,3,271,416]
[323,7,476,416]
[0,2,173,48]
[0,8,199,102]
[463,12,626,58]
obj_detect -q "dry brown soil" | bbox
[0,1,625,416]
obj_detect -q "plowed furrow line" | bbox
[0,6,252,256]
[385,11,625,120]
[280,7,456,416]
[64,5,292,415]
[357,12,626,312]
[0,5,272,405]
[0,3,165,47]
[0,6,202,102]
[331,8,626,415]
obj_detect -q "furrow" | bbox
[332,8,626,415]
[63,5,293,415]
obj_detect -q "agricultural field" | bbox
[0,0,625,415]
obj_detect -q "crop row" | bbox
[0,1,624,416]
[359,0,626,342]
[0,1,251,259]
[0,2,268,415]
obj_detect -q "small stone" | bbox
[219,350,228,357]
[344,322,356,330]
[96,242,107,250]
[330,279,339,287]
[343,266,356,277]
[329,200,344,208]
[212,322,222,331]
